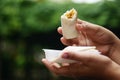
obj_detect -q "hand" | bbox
[42,50,120,80]
[58,19,120,64]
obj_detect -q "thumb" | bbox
[61,51,96,64]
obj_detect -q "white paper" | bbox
[43,46,101,63]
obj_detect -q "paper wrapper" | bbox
[61,8,79,39]
[43,46,101,63]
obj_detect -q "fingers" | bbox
[57,27,62,35]
[58,27,73,46]
[60,37,79,46]
[60,37,69,46]
[77,19,84,24]
[57,19,85,35]
[42,59,63,75]
[61,51,106,65]
[76,20,100,33]
[42,59,53,70]
[58,19,109,46]
[58,19,104,39]
[76,19,108,42]
[42,58,63,73]
[51,62,88,77]
[61,52,87,62]
[42,58,72,76]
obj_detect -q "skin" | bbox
[58,19,120,64]
[42,51,120,80]
[42,19,120,80]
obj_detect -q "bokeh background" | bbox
[0,0,120,80]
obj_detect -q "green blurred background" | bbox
[0,0,120,80]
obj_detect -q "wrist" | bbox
[109,39,120,64]
[103,61,120,80]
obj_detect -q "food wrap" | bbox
[61,8,79,39]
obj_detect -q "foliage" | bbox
[100,0,120,28]
[0,0,63,37]
[0,0,120,37]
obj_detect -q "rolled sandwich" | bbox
[43,46,101,63]
[61,8,79,39]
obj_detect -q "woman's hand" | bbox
[42,50,120,80]
[57,19,120,64]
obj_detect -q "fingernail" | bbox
[62,53,69,59]
[42,58,45,62]
[52,63,61,68]
[62,63,70,66]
